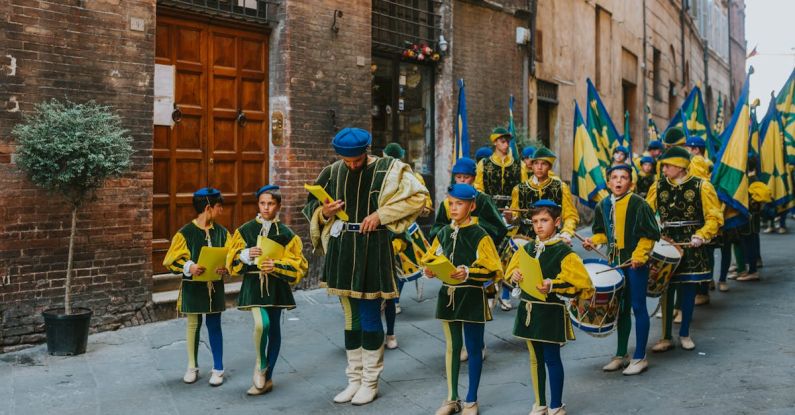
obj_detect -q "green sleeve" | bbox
[476,195,508,247]
[428,202,449,242]
[592,201,606,236]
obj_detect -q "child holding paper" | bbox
[228,185,308,395]
[504,200,594,415]
[421,183,502,415]
[162,187,231,386]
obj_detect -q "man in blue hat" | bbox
[302,127,429,405]
[520,145,536,182]
[684,136,712,181]
[612,145,630,165]
[636,156,656,197]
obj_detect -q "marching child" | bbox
[504,200,594,415]
[162,187,231,386]
[227,185,308,395]
[422,183,503,415]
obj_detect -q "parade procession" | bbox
[4,1,795,414]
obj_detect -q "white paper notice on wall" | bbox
[154,64,175,127]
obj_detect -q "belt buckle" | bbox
[346,223,361,232]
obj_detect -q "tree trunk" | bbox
[65,205,77,315]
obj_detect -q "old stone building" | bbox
[0,0,745,351]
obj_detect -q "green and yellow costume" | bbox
[510,176,579,239]
[475,152,522,208]
[429,191,508,247]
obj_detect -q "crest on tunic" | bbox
[659,190,670,203]
[684,189,696,202]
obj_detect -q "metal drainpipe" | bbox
[524,0,538,130]
[727,0,734,106]
[680,1,687,84]
[704,39,710,115]
[642,0,648,141]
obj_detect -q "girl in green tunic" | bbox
[504,200,594,415]
[421,184,503,415]
[227,185,308,396]
[162,188,231,387]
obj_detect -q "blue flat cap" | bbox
[613,145,629,155]
[532,199,560,209]
[647,140,664,150]
[332,127,372,157]
[640,156,655,164]
[474,146,493,161]
[255,184,280,198]
[194,187,221,198]
[447,183,477,201]
[452,157,477,176]
[606,164,634,178]
[685,136,706,148]
[522,146,536,159]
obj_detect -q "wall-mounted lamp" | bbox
[332,10,343,34]
[438,35,448,55]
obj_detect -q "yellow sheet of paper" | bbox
[424,256,463,286]
[304,184,349,221]
[256,236,285,269]
[194,247,229,282]
[518,249,546,301]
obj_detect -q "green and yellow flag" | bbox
[572,102,609,208]
[712,69,753,227]
[713,94,726,136]
[749,99,761,169]
[759,96,794,212]
[586,79,623,168]
[775,68,795,165]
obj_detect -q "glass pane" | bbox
[371,57,395,152]
[397,62,433,175]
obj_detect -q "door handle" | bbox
[236,109,247,127]
[209,158,214,165]
[172,103,182,123]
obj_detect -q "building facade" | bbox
[0,0,745,351]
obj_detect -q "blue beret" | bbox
[474,146,493,161]
[606,164,634,178]
[332,127,372,157]
[451,157,477,176]
[255,184,280,198]
[532,199,560,209]
[640,156,655,165]
[447,183,477,201]
[613,145,629,155]
[522,146,536,159]
[648,140,664,150]
[685,136,706,148]
[194,187,221,198]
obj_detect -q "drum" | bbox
[646,237,683,297]
[500,236,531,269]
[569,259,624,337]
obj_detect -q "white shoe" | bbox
[209,369,224,386]
[651,339,674,353]
[435,400,462,415]
[530,404,549,415]
[727,271,739,280]
[183,367,199,384]
[351,346,384,405]
[694,294,710,306]
[601,356,626,372]
[622,359,648,375]
[673,310,682,324]
[719,282,729,292]
[334,348,363,403]
[385,335,398,350]
[499,298,512,311]
[395,304,402,314]
[253,366,266,389]
[654,310,663,319]
[680,336,696,350]
[763,226,775,234]
[728,263,737,272]
[460,347,469,362]
[736,272,760,281]
[548,404,567,415]
[247,379,273,396]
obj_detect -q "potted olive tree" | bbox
[12,99,133,355]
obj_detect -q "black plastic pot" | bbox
[42,308,92,356]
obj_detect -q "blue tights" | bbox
[615,266,650,359]
[528,341,564,409]
[186,313,223,371]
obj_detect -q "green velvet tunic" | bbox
[592,193,661,265]
[231,220,299,309]
[433,224,498,323]
[170,222,229,314]
[429,191,508,248]
[635,174,655,198]
[514,179,565,238]
[302,157,399,299]
[513,242,576,344]
[481,157,522,208]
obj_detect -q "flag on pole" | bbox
[680,87,719,160]
[759,95,794,212]
[646,105,660,142]
[775,68,795,165]
[572,102,609,208]
[749,99,761,168]
[508,95,520,160]
[586,79,622,168]
[454,79,470,160]
[623,110,636,170]
[711,68,754,226]
[746,45,758,59]
[713,94,726,136]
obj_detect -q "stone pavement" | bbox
[2,232,794,415]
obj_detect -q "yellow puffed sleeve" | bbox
[510,184,520,211]
[521,163,529,182]
[414,172,433,210]
[503,248,522,282]
[551,253,594,300]
[226,229,248,276]
[631,237,656,264]
[272,235,308,285]
[163,232,190,275]
[591,233,609,245]
[467,235,503,282]
[695,180,723,241]
[474,160,485,192]
[645,180,658,211]
[559,181,579,235]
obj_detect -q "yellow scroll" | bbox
[304,184,349,221]
[194,247,229,282]
[424,255,463,286]
[256,236,285,269]
[518,249,546,301]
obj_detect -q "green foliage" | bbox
[12,99,133,206]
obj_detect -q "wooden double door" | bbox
[153,16,269,272]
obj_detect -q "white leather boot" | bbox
[351,346,384,405]
[333,348,363,403]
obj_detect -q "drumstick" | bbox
[595,262,632,274]
[669,242,693,247]
[573,232,610,260]
[499,208,528,212]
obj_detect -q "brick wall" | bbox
[452,0,526,150]
[0,0,155,352]
[269,0,373,286]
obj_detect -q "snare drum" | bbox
[500,236,531,269]
[646,237,683,297]
[569,259,624,337]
